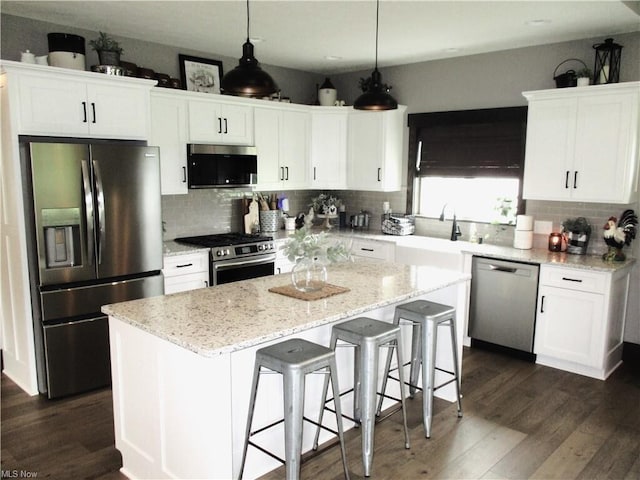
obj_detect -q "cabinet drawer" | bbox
[164,272,209,294]
[163,252,209,278]
[539,265,606,293]
[351,239,395,262]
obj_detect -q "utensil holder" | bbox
[259,210,280,232]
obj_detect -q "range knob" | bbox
[216,249,224,257]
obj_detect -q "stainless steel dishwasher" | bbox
[469,256,539,358]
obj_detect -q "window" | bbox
[407,107,527,224]
[415,176,519,224]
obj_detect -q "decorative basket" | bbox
[553,58,588,88]
[381,214,415,236]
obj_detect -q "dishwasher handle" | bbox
[489,264,517,273]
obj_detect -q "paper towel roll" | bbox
[516,215,534,231]
[513,230,533,249]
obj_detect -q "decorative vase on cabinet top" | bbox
[318,77,337,106]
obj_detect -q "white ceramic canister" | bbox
[21,50,36,63]
[318,77,337,106]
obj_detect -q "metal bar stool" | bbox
[313,317,410,478]
[377,300,463,438]
[239,338,350,480]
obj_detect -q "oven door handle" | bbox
[213,254,276,271]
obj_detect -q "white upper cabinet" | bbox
[347,106,407,192]
[5,62,154,139]
[522,82,639,204]
[254,105,310,190]
[150,91,189,195]
[188,98,253,145]
[310,109,348,189]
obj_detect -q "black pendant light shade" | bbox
[353,68,397,110]
[221,0,278,97]
[354,0,398,111]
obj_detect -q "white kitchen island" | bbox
[102,259,470,479]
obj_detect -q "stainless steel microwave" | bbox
[187,144,257,188]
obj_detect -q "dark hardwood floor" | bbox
[2,347,639,479]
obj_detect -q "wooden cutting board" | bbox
[244,200,259,234]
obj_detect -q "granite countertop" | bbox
[166,230,634,272]
[102,259,470,357]
[458,243,635,273]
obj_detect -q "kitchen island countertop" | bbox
[102,259,469,357]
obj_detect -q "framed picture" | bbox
[179,54,223,94]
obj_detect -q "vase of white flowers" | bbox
[283,226,351,292]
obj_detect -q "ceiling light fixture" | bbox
[221,0,277,97]
[354,0,398,111]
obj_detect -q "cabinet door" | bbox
[347,108,404,192]
[254,107,284,190]
[348,110,383,190]
[86,82,150,139]
[188,99,253,144]
[17,74,89,135]
[219,103,254,145]
[310,111,347,189]
[522,98,576,201]
[572,93,637,203]
[150,94,189,195]
[534,285,604,367]
[280,109,310,189]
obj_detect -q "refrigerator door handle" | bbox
[81,159,94,265]
[93,160,106,265]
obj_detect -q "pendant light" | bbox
[221,0,278,97]
[354,0,398,111]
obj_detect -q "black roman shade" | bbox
[410,107,527,178]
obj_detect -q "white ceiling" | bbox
[2,0,639,74]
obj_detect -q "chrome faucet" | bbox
[439,204,462,241]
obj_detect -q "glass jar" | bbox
[291,257,327,292]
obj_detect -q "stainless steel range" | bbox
[175,233,276,285]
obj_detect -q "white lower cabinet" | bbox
[350,238,395,262]
[534,264,631,379]
[163,251,209,294]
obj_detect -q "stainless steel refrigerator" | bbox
[22,141,164,398]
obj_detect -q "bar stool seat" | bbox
[314,317,410,478]
[378,300,463,439]
[239,338,349,480]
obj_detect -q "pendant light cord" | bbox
[246,0,251,42]
[374,0,379,69]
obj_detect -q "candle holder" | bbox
[548,233,563,252]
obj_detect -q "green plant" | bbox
[282,227,351,263]
[562,217,592,234]
[358,76,392,93]
[576,67,592,78]
[89,31,123,54]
